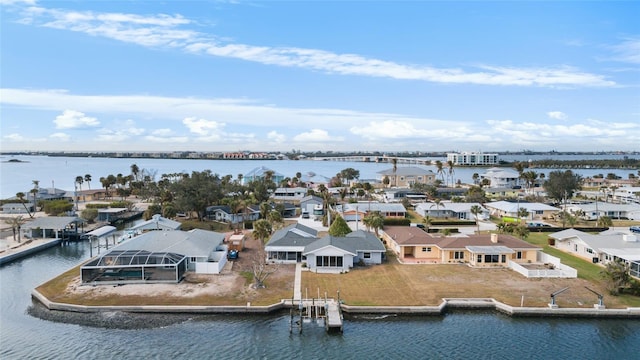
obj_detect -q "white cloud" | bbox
[0,0,36,6]
[54,109,99,129]
[49,132,70,141]
[292,129,341,142]
[17,5,615,88]
[547,111,567,120]
[3,133,24,141]
[183,117,224,136]
[267,131,286,143]
[144,135,189,143]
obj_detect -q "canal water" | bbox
[2,243,639,359]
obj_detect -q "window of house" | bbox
[501,255,506,263]
[484,255,500,263]
[574,244,578,252]
[190,257,197,262]
[454,251,464,260]
[477,254,482,263]
[516,251,522,259]
[364,252,371,259]
[586,248,593,254]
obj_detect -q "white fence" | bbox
[509,253,577,278]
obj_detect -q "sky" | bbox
[1,1,639,153]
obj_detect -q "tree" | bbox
[246,237,279,289]
[429,199,443,218]
[15,192,33,218]
[84,174,92,189]
[513,224,530,240]
[4,216,25,242]
[601,260,631,295]
[81,208,99,223]
[267,210,284,229]
[472,173,480,185]
[435,160,445,183]
[544,170,583,203]
[597,215,613,228]
[517,207,530,223]
[363,211,384,237]
[391,157,398,187]
[253,219,273,244]
[339,167,360,187]
[422,215,432,233]
[131,163,140,182]
[446,160,455,187]
[470,205,483,234]
[328,216,352,237]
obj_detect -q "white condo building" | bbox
[447,152,499,166]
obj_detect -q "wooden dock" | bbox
[287,297,343,334]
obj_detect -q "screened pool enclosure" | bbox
[81,249,187,284]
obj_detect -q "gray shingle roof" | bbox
[377,166,436,176]
[23,216,84,230]
[114,229,225,257]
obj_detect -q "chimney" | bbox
[491,233,498,244]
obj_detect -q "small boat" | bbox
[118,229,140,244]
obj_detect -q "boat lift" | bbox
[549,287,569,308]
[584,286,606,309]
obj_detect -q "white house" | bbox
[130,214,182,232]
[334,202,406,222]
[549,229,640,278]
[206,205,261,223]
[484,201,560,220]
[480,167,521,188]
[271,187,308,201]
[564,202,640,221]
[265,224,385,273]
[415,202,489,221]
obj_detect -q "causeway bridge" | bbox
[311,155,434,166]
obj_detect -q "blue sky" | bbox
[1,0,638,153]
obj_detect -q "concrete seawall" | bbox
[0,239,61,266]
[32,290,640,319]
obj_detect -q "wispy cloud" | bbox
[13,5,615,88]
[49,132,71,141]
[292,129,341,143]
[607,37,640,64]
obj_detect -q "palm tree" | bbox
[31,180,39,212]
[391,157,398,187]
[4,215,25,242]
[363,211,384,238]
[429,199,443,218]
[15,192,33,218]
[130,164,140,182]
[446,160,455,187]
[84,174,92,189]
[435,160,445,184]
[422,215,432,233]
[472,173,479,185]
[470,205,483,234]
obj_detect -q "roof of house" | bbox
[336,202,406,213]
[206,205,260,214]
[549,229,640,255]
[415,202,487,213]
[131,214,182,231]
[481,168,520,178]
[303,230,385,255]
[244,166,284,179]
[377,166,436,176]
[300,195,323,204]
[566,202,640,212]
[485,201,559,212]
[23,216,84,230]
[266,223,318,246]
[113,229,225,257]
[383,226,539,250]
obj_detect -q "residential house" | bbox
[265,223,385,272]
[383,189,427,203]
[480,168,521,188]
[242,166,285,185]
[334,202,406,222]
[381,226,575,277]
[80,228,228,284]
[484,187,523,199]
[415,202,489,221]
[130,214,182,232]
[377,166,436,188]
[300,172,331,189]
[549,229,640,278]
[300,195,323,216]
[564,202,640,221]
[271,187,307,201]
[484,201,560,221]
[1,203,34,214]
[206,205,261,223]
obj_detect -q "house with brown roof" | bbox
[381,226,576,277]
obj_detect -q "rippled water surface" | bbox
[2,243,640,360]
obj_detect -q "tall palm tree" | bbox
[446,160,455,187]
[31,180,39,212]
[391,157,398,188]
[429,199,443,218]
[435,161,445,183]
[15,192,33,218]
[470,205,483,234]
[130,163,140,182]
[84,174,92,189]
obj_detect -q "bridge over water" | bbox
[311,155,434,166]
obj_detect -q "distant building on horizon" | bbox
[447,151,499,166]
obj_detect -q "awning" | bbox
[465,246,515,255]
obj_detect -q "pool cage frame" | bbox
[81,249,187,285]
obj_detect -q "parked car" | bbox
[301,210,310,219]
[630,226,640,234]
